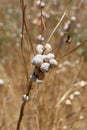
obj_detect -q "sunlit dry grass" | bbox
[0,0,87,130]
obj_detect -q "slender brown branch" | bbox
[24,19,35,55]
[60,39,87,60]
[40,0,44,35]
[16,102,26,130]
[20,0,29,85]
[16,80,32,130]
[16,1,33,130]
[52,57,83,130]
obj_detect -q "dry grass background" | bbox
[0,0,87,130]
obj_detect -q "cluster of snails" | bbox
[30,42,58,83]
[29,1,58,83]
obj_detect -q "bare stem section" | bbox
[16,81,32,130]
[60,39,87,60]
[52,57,83,130]
[16,0,33,130]
[47,12,66,42]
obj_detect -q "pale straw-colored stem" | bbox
[52,57,83,130]
[47,12,66,42]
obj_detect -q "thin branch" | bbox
[16,0,33,130]
[47,12,66,42]
[16,102,26,130]
[16,80,32,130]
[24,19,35,55]
[20,0,29,85]
[77,0,84,10]
[40,0,44,35]
[52,57,83,130]
[56,57,83,108]
[60,39,87,60]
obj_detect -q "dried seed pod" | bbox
[34,67,40,76]
[44,43,52,53]
[37,35,44,42]
[36,1,45,8]
[46,53,55,59]
[22,94,29,101]
[32,54,44,67]
[36,44,44,54]
[40,62,50,72]
[34,67,45,80]
[30,74,37,82]
[49,59,58,66]
[37,71,45,80]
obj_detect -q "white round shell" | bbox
[36,44,44,54]
[32,54,44,66]
[71,16,76,21]
[40,62,50,72]
[49,59,58,66]
[44,43,52,53]
[36,1,45,8]
[22,94,29,101]
[37,35,44,42]
[30,74,37,82]
[0,79,4,85]
[46,53,55,59]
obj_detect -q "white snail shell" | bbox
[32,54,44,67]
[49,59,58,66]
[36,44,44,54]
[46,53,55,59]
[30,74,37,82]
[44,43,52,53]
[71,16,76,21]
[22,94,29,101]
[40,62,50,72]
[37,35,44,42]
[36,1,45,8]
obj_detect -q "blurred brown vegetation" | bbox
[0,0,87,130]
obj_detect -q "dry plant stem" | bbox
[16,102,26,130]
[77,0,84,10]
[21,0,35,55]
[60,39,87,60]
[16,81,32,130]
[66,106,87,126]
[47,12,66,42]
[20,0,29,85]
[40,0,44,35]
[52,57,83,130]
[24,19,35,55]
[16,0,33,130]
